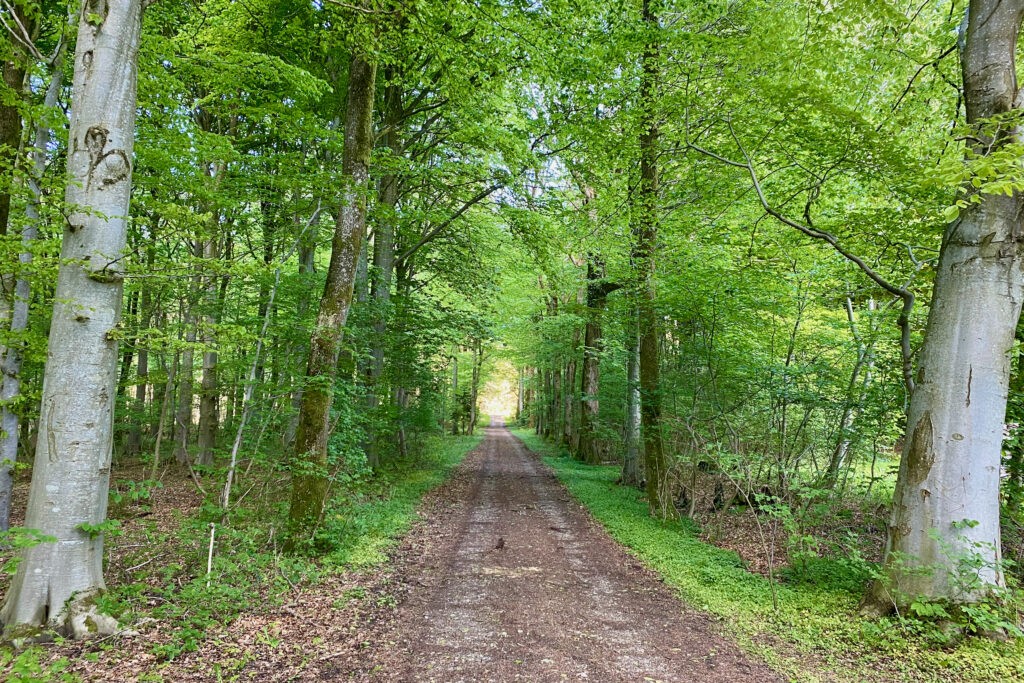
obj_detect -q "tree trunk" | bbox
[563,300,581,449]
[0,55,26,239]
[516,366,524,422]
[865,0,1024,613]
[469,339,483,434]
[1,0,144,638]
[0,57,26,359]
[173,305,197,466]
[196,237,220,466]
[126,239,156,458]
[825,297,875,490]
[0,5,33,401]
[286,54,376,548]
[283,222,318,450]
[579,256,619,464]
[622,316,642,488]
[365,75,402,466]
[636,0,672,519]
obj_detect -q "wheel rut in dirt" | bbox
[356,419,782,682]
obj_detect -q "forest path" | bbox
[347,419,781,682]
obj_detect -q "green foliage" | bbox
[0,648,75,683]
[95,433,480,661]
[74,520,122,541]
[314,434,482,564]
[0,528,56,575]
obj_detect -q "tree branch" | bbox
[689,126,917,395]
[396,182,503,264]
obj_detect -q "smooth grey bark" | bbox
[197,237,220,467]
[621,316,642,488]
[0,44,66,533]
[1,0,144,638]
[865,0,1024,612]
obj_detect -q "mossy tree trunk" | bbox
[635,0,673,519]
[286,53,377,549]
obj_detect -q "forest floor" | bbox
[337,418,782,682]
[8,420,783,682]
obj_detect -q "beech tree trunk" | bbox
[865,0,1024,612]
[636,0,673,519]
[196,237,220,466]
[579,256,619,464]
[364,76,402,467]
[287,54,376,547]
[1,0,144,638]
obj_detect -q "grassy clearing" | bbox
[2,433,482,682]
[512,428,1024,683]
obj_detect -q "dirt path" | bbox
[350,420,782,682]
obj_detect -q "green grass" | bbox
[512,428,1024,682]
[319,433,483,567]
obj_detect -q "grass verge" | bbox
[512,428,1024,683]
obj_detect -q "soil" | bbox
[343,419,782,682]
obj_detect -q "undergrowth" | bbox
[513,429,1024,683]
[1,433,481,682]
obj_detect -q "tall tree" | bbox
[864,0,1024,613]
[287,52,377,547]
[0,31,67,533]
[635,0,672,519]
[1,0,145,638]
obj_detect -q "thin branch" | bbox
[888,43,957,117]
[0,1,43,61]
[689,126,917,395]
[396,183,503,264]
